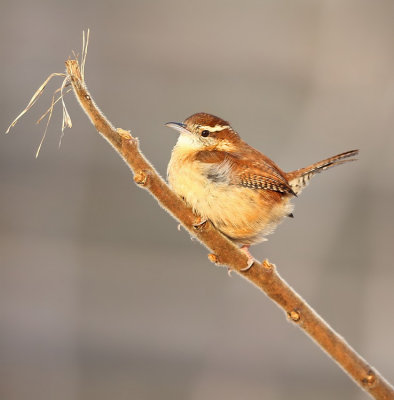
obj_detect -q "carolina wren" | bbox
[166,112,358,266]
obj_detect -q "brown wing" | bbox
[228,142,296,195]
[195,148,295,195]
[233,160,295,195]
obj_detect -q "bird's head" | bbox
[165,112,240,151]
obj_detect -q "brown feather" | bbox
[193,149,228,164]
[184,112,230,128]
[286,150,359,195]
[194,142,296,195]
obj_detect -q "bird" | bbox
[165,112,358,269]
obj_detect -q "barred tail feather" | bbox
[286,150,359,195]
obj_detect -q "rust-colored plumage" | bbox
[166,113,358,258]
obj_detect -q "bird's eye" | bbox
[201,130,210,137]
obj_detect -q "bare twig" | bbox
[8,34,394,399]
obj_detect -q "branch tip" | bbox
[362,370,377,388]
[117,128,133,140]
[208,253,219,265]
[262,259,275,272]
[134,170,149,186]
[288,309,301,322]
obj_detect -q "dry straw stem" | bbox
[9,34,393,398]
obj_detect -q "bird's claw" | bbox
[240,258,255,272]
[239,244,256,272]
[193,217,207,229]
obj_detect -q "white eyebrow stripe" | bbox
[199,124,231,132]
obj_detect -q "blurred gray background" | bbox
[1,1,394,399]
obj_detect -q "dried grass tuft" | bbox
[6,29,90,157]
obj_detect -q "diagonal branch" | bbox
[64,57,394,400]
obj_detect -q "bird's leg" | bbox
[239,245,256,271]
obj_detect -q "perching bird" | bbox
[166,112,358,267]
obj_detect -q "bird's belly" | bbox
[168,161,293,245]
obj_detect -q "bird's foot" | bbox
[239,245,256,271]
[193,216,207,229]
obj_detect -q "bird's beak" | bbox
[165,122,190,135]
